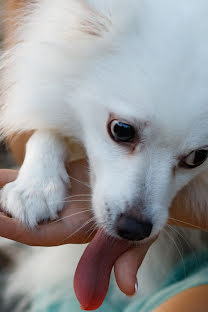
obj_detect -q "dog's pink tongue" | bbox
[74,229,130,310]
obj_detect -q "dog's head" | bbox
[72,0,208,241]
[80,102,208,241]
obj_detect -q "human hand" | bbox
[1,158,205,298]
[0,159,154,297]
[0,159,94,246]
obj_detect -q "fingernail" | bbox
[126,278,138,298]
[135,278,138,294]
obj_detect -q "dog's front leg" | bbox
[0,130,69,228]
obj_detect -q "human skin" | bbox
[154,285,208,312]
[0,158,208,300]
[4,3,208,306]
[0,160,152,297]
[7,133,208,232]
[0,134,207,301]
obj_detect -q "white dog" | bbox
[1,0,208,309]
[1,0,208,239]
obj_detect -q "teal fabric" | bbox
[126,250,208,312]
[32,249,208,312]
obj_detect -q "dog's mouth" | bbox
[74,228,132,310]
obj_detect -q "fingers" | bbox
[114,240,155,296]
[0,189,94,246]
[0,169,18,188]
[0,213,36,245]
[0,161,94,246]
[0,209,95,246]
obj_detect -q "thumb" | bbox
[114,240,154,296]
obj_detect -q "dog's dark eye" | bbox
[109,120,135,142]
[180,149,208,169]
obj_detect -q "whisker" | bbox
[50,209,92,224]
[68,176,91,189]
[163,227,186,277]
[85,220,97,233]
[167,224,199,267]
[59,199,92,203]
[47,198,92,206]
[59,217,96,244]
[84,224,99,243]
[169,217,208,232]
[65,194,92,199]
[79,162,90,171]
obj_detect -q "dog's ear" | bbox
[171,172,208,229]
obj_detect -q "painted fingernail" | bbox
[126,278,139,297]
[135,278,138,294]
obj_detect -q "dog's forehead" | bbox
[81,0,208,149]
[89,7,208,117]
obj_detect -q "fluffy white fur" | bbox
[1,130,69,227]
[1,0,208,309]
[1,0,208,235]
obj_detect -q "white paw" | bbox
[0,173,69,228]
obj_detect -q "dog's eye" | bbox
[109,120,135,142]
[180,149,208,168]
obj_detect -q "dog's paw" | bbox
[0,173,69,228]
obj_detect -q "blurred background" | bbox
[0,2,23,311]
[0,0,15,169]
[0,0,16,169]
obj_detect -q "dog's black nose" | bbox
[116,215,152,241]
